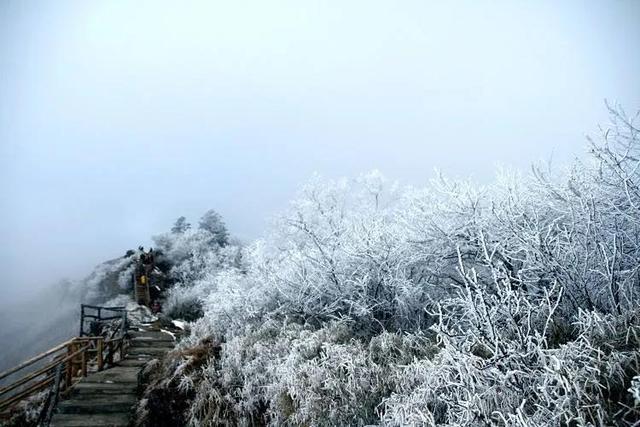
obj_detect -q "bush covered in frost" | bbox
[140,106,640,426]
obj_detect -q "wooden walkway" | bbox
[49,325,175,427]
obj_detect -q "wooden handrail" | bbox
[0,338,74,380]
[80,304,125,311]
[0,343,92,398]
[0,376,55,411]
[79,304,126,337]
[0,339,75,382]
[81,315,124,321]
[72,336,104,341]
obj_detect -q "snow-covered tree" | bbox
[152,210,243,322]
[171,216,191,234]
[199,209,229,247]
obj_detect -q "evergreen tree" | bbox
[171,216,191,234]
[199,209,229,246]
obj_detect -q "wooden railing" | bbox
[79,304,127,337]
[0,305,128,421]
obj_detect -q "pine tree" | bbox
[171,216,191,234]
[198,209,229,246]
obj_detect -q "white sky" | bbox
[1,0,639,302]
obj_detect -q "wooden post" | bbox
[80,348,87,377]
[79,305,85,337]
[73,342,81,379]
[106,342,113,366]
[133,274,139,304]
[64,344,72,390]
[97,337,104,371]
[71,342,77,381]
[123,311,127,332]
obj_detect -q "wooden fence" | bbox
[0,305,128,421]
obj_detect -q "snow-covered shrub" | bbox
[146,106,640,426]
[382,267,640,426]
[631,376,640,407]
[180,318,440,426]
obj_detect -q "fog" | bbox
[1,0,639,307]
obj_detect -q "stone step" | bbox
[50,413,130,427]
[129,338,175,348]
[49,323,179,425]
[82,367,140,384]
[117,357,153,367]
[127,347,172,357]
[70,382,137,396]
[56,395,136,415]
[129,330,174,341]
